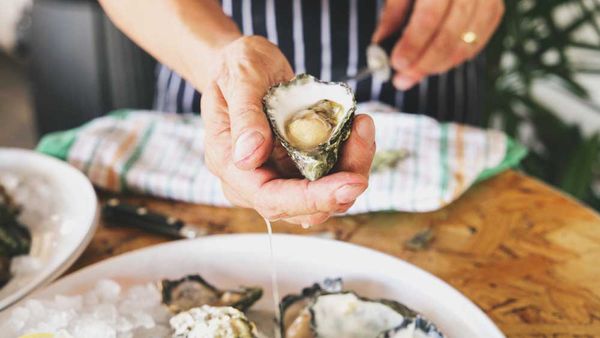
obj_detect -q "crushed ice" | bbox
[0,279,171,338]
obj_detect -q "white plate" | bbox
[0,148,98,310]
[14,234,504,337]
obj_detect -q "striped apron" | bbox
[154,0,485,125]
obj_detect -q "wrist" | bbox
[183,29,242,91]
[213,31,244,53]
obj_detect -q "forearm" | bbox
[99,0,241,92]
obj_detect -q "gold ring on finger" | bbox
[461,31,478,45]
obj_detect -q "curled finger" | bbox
[390,0,451,72]
[372,0,411,44]
[404,0,478,76]
[253,172,368,219]
[449,0,505,66]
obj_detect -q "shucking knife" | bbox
[340,0,414,83]
[102,198,208,239]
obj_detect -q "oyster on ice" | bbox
[263,74,356,181]
[280,279,445,338]
[160,274,263,313]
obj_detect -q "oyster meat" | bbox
[160,274,263,313]
[170,305,261,338]
[280,279,445,338]
[263,74,356,181]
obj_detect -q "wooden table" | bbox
[70,171,600,337]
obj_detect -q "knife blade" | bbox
[101,198,208,239]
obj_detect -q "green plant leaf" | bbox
[559,134,600,197]
[486,0,600,209]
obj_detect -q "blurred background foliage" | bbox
[486,0,600,209]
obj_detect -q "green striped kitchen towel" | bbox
[37,104,526,214]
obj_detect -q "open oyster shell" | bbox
[280,279,445,338]
[263,74,356,181]
[160,274,263,313]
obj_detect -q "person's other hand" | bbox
[202,36,376,226]
[372,0,505,90]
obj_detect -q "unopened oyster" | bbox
[170,305,261,338]
[160,274,262,313]
[280,279,445,338]
[263,74,356,181]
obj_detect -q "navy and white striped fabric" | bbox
[153,0,485,125]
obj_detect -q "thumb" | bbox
[336,114,376,177]
[372,0,411,43]
[220,78,275,170]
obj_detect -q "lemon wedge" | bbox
[18,333,54,338]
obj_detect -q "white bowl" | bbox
[0,148,98,310]
[14,234,504,337]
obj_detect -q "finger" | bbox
[371,0,410,43]
[219,75,275,170]
[390,0,451,72]
[254,172,368,219]
[335,202,354,214]
[201,82,230,140]
[283,212,331,227]
[336,114,376,177]
[404,0,478,76]
[221,181,251,208]
[392,73,423,91]
[201,83,233,173]
[449,0,504,66]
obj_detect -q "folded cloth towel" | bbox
[37,104,526,214]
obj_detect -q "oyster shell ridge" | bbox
[160,274,263,313]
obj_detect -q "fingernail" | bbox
[393,75,416,90]
[336,202,353,213]
[356,117,375,143]
[335,184,366,204]
[234,131,264,163]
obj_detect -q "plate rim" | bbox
[0,148,99,310]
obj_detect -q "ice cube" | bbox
[133,324,171,338]
[33,309,73,332]
[93,304,117,324]
[10,256,43,276]
[54,295,83,311]
[24,299,46,322]
[70,318,117,338]
[55,329,75,338]
[116,316,134,332]
[131,311,156,329]
[126,284,161,308]
[95,279,122,303]
[9,306,30,328]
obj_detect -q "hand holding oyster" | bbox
[202,38,374,225]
